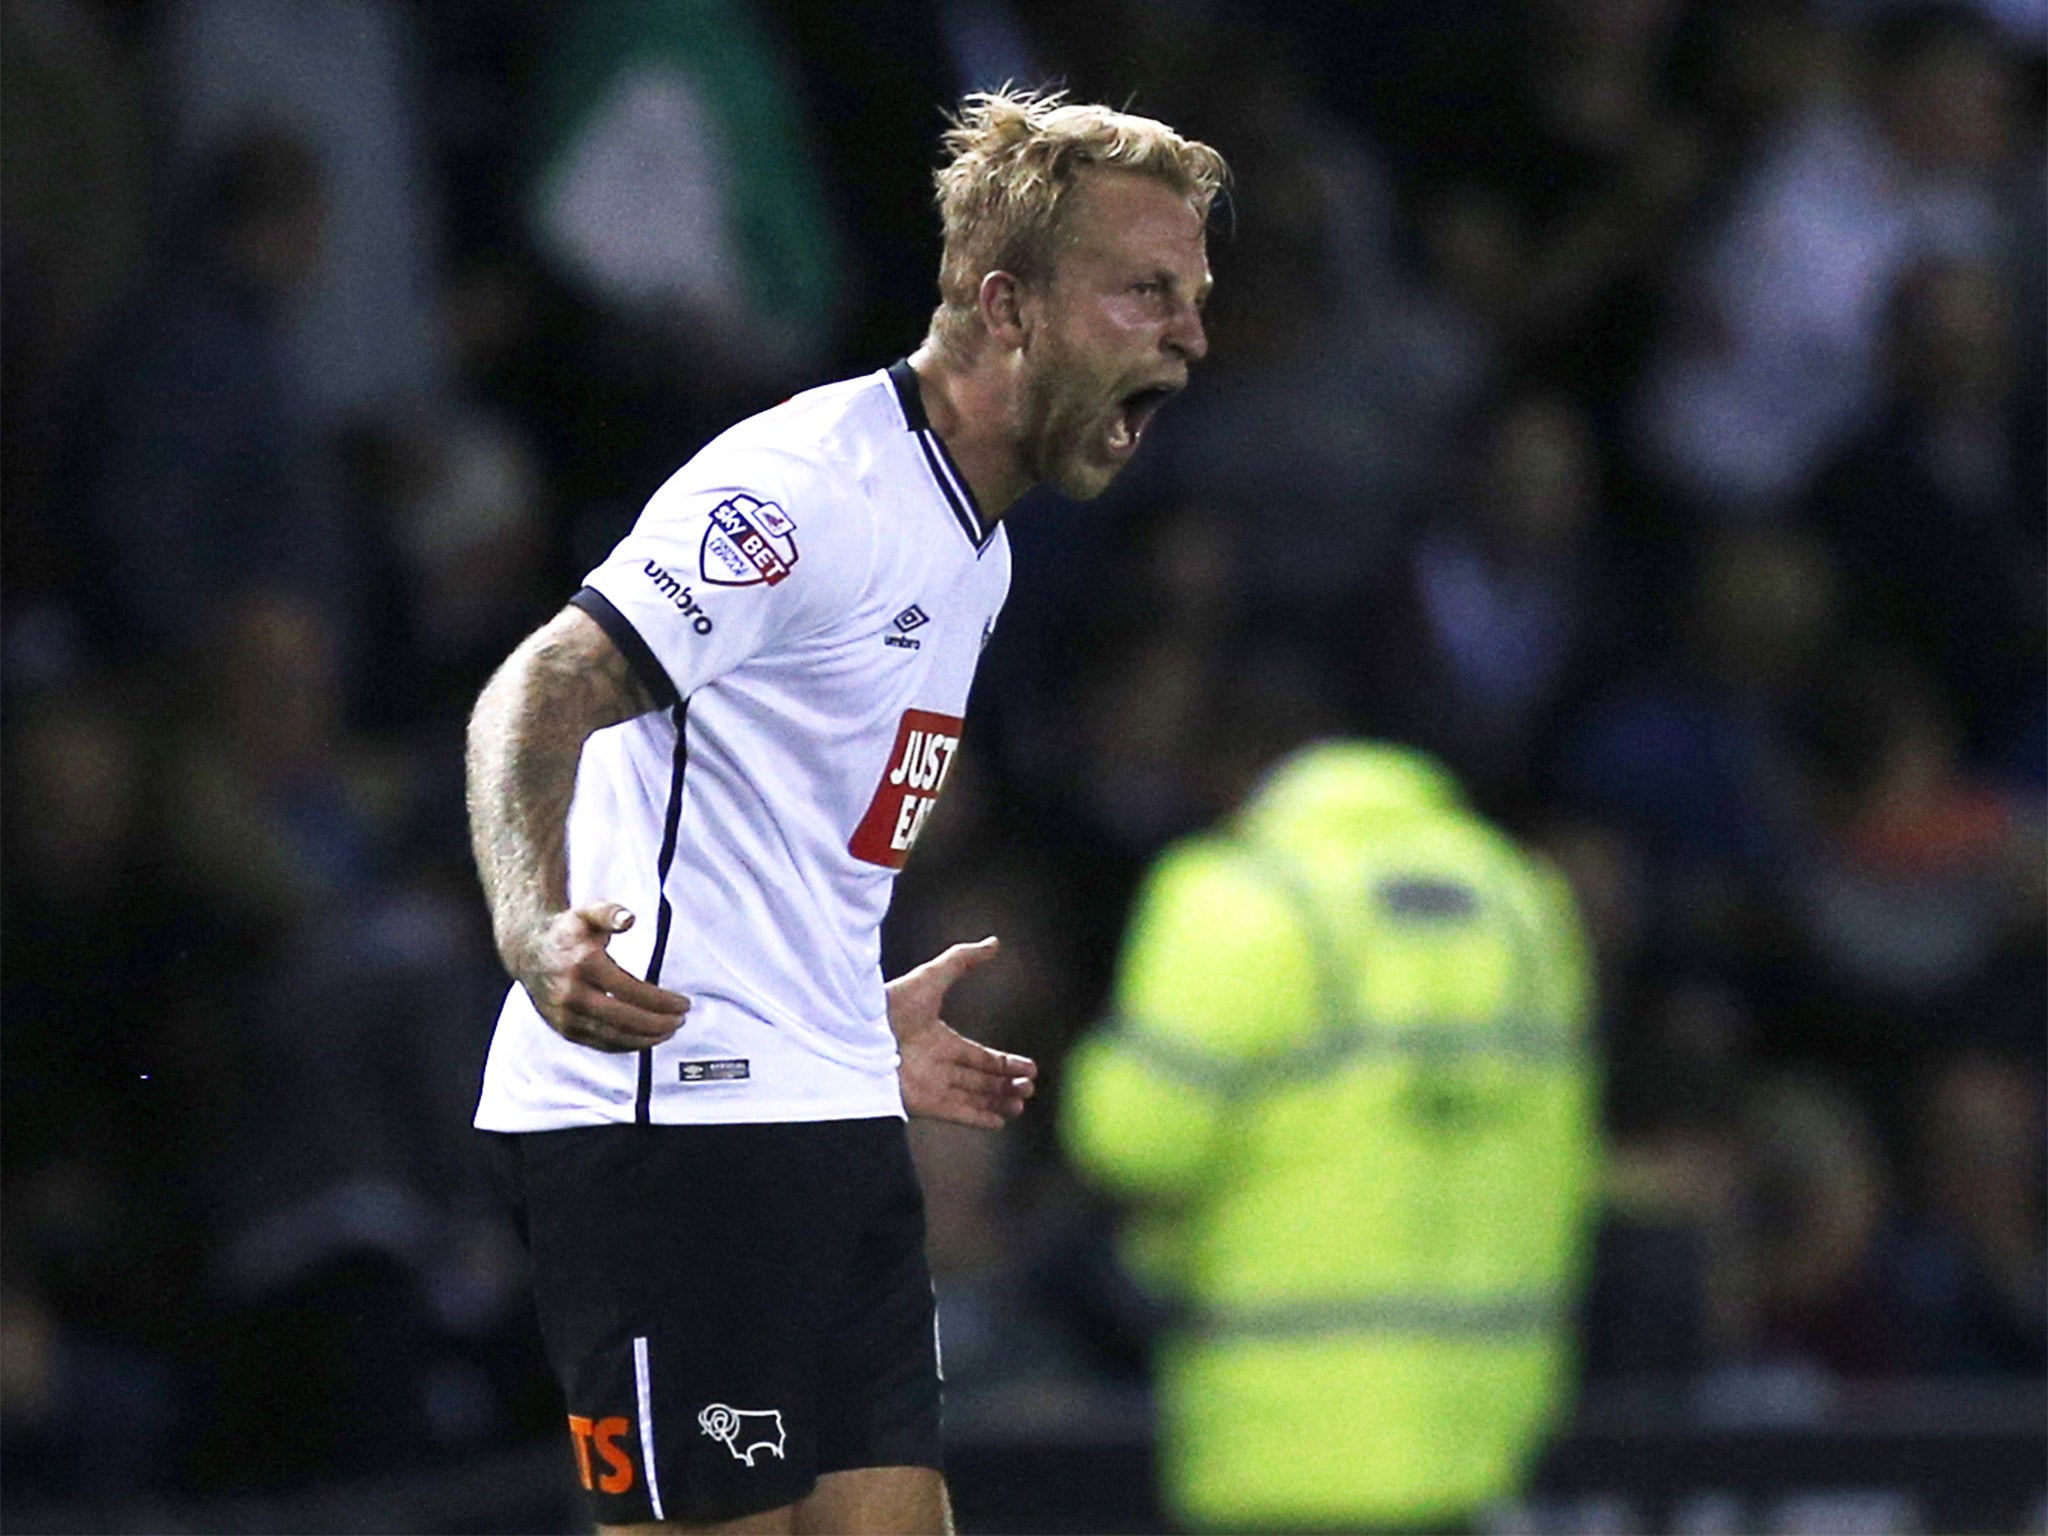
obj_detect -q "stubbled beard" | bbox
[1018,339,1119,501]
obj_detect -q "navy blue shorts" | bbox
[488,1117,943,1525]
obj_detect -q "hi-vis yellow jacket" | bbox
[1063,743,1600,1532]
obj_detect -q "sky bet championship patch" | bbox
[700,493,799,587]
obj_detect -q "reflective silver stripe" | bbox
[1193,1289,1566,1341]
[1103,1011,1580,1095]
[1473,844,1563,1027]
[633,1335,665,1521]
[1234,840,1357,1035]
[1102,839,1582,1096]
[1372,1020,1581,1062]
[1101,1017,1266,1093]
[1296,840,1566,1049]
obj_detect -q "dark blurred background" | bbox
[2,0,2042,1530]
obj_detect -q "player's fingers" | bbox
[927,934,1001,985]
[942,1100,1007,1131]
[545,1002,650,1053]
[950,1039,1037,1080]
[579,949,690,1016]
[563,982,685,1046]
[986,1049,1037,1080]
[951,1061,1033,1105]
[572,900,637,936]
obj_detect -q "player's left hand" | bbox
[887,936,1037,1130]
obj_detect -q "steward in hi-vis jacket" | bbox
[1063,742,1600,1533]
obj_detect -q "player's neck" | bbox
[903,343,1032,522]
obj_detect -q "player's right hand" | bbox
[513,902,689,1052]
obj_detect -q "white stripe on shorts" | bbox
[633,1335,666,1521]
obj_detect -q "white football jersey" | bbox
[475,362,1011,1129]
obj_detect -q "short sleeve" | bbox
[576,455,871,704]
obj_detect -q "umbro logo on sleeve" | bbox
[639,561,714,634]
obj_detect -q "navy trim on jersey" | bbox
[638,701,691,1122]
[887,359,995,552]
[570,587,680,712]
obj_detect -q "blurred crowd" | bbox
[2,0,2043,1510]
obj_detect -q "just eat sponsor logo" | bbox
[848,708,962,868]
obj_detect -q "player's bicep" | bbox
[511,604,666,734]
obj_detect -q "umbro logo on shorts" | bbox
[699,1403,787,1465]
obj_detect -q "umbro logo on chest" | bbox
[884,604,929,650]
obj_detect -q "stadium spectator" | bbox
[1365,387,1611,807]
[1732,1073,1910,1381]
[156,589,396,939]
[51,127,363,679]
[162,0,450,424]
[1787,656,2045,1071]
[1116,44,1455,627]
[522,0,842,402]
[1635,2,2028,516]
[0,0,152,570]
[347,407,559,742]
[1899,1053,2047,1374]
[891,850,1105,1408]
[1800,255,2045,751]
[0,681,198,1501]
[1423,0,1712,409]
[1583,980,1751,1379]
[1553,524,1841,975]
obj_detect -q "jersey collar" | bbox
[888,359,996,552]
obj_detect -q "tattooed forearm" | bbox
[466,606,657,971]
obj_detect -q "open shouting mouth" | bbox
[1108,383,1179,454]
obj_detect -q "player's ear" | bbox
[978,270,1029,351]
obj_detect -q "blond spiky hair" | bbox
[928,86,1228,358]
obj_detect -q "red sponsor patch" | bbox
[699,494,799,587]
[849,709,963,869]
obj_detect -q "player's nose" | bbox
[1167,297,1208,364]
